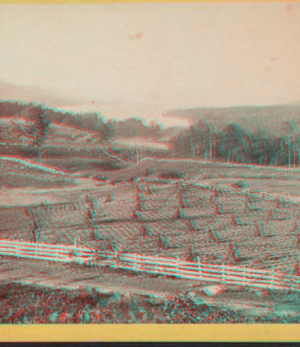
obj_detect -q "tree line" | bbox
[6,100,299,168]
[0,101,162,144]
[170,119,300,167]
[110,118,161,138]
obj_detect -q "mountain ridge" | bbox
[165,102,300,134]
[0,80,87,108]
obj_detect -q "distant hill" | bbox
[165,104,300,135]
[0,81,87,108]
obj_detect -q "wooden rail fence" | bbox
[0,239,299,292]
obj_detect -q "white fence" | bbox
[0,239,94,263]
[1,239,300,292]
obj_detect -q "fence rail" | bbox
[0,239,299,292]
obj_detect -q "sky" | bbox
[0,3,300,125]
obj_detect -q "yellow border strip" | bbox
[1,0,300,3]
[0,325,299,342]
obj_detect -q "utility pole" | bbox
[294,137,296,168]
[209,129,212,162]
[190,137,195,158]
[288,138,291,168]
[214,136,216,161]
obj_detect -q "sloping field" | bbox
[46,123,100,143]
[110,138,169,151]
[101,157,300,183]
[43,145,128,175]
[3,177,300,276]
[0,118,129,175]
[0,157,77,188]
[0,117,35,146]
[45,157,125,174]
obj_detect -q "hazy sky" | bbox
[0,3,300,120]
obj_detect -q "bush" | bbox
[0,283,299,323]
[95,175,109,182]
[234,180,248,188]
[159,171,184,179]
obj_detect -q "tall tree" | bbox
[283,120,299,167]
[28,105,50,162]
[29,105,50,148]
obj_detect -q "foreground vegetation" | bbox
[0,282,298,324]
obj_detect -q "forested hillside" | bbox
[171,119,300,167]
[0,101,162,142]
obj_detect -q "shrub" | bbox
[159,171,184,179]
[234,180,248,188]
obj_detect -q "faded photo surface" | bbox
[0,3,300,324]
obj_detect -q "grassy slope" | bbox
[98,157,300,184]
[46,123,102,146]
[0,157,77,188]
[0,118,129,174]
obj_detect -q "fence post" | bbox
[202,255,206,278]
[197,256,202,280]
[247,266,250,287]
[114,249,117,265]
[271,267,275,290]
[156,256,159,274]
[138,253,143,271]
[290,268,294,291]
[138,253,141,271]
[296,273,300,292]
[177,255,180,278]
[294,268,300,292]
[222,263,226,285]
